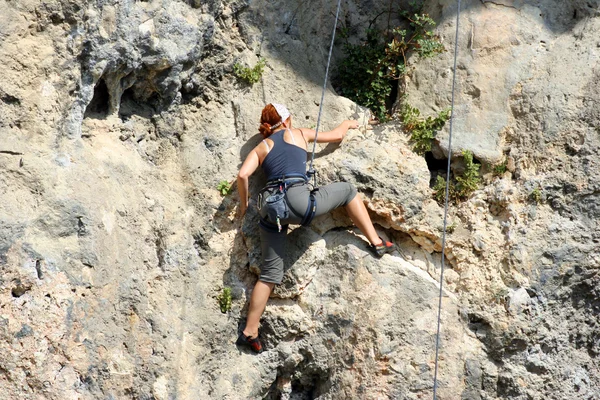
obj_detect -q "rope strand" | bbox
[307,0,343,186]
[433,1,461,398]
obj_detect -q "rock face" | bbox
[1,0,599,399]
[406,1,600,398]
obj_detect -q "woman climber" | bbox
[235,103,394,353]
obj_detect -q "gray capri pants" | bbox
[258,181,357,284]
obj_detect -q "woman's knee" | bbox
[257,280,276,289]
[343,182,358,206]
[259,270,283,285]
[259,256,284,285]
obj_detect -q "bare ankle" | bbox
[243,329,258,338]
[369,237,383,246]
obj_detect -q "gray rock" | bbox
[508,287,532,315]
[2,0,600,399]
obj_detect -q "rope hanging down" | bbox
[307,0,343,186]
[433,0,461,398]
[301,1,461,393]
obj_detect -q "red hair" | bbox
[259,104,284,138]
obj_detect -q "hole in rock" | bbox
[1,93,20,105]
[84,78,109,119]
[425,151,449,186]
[11,286,28,298]
[497,375,523,397]
[387,79,399,111]
[291,374,325,399]
[466,312,492,336]
[35,260,43,280]
[425,151,448,171]
[119,87,160,121]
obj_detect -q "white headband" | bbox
[272,103,290,123]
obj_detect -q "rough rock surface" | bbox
[406,0,600,398]
[1,0,599,399]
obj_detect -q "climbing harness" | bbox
[259,0,342,232]
[258,174,308,232]
[433,1,461,398]
[258,175,317,231]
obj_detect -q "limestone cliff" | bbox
[0,0,599,399]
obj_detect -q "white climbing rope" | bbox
[300,1,462,393]
[307,0,343,185]
[433,0,462,398]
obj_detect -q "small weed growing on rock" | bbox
[493,161,508,176]
[334,11,444,121]
[400,99,450,154]
[217,180,232,196]
[233,58,266,85]
[530,187,542,204]
[456,150,481,198]
[493,287,509,304]
[433,175,450,203]
[218,287,232,313]
[446,221,457,233]
[433,150,480,203]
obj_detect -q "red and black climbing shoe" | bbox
[368,238,395,258]
[236,333,264,354]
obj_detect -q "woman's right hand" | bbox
[345,120,359,130]
[310,120,360,143]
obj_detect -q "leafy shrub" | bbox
[218,287,232,313]
[217,180,232,196]
[433,150,480,203]
[433,175,449,203]
[335,12,443,121]
[456,150,480,198]
[233,58,266,85]
[493,161,508,176]
[336,29,391,121]
[400,100,450,154]
[530,187,542,204]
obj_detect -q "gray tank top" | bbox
[262,130,307,181]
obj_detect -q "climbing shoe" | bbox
[368,238,395,258]
[236,333,264,354]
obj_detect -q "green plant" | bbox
[233,57,266,85]
[433,175,449,203]
[493,161,508,176]
[446,221,457,234]
[218,287,232,313]
[336,31,391,121]
[456,150,480,198]
[217,180,232,196]
[530,187,542,204]
[433,150,480,203]
[400,99,450,154]
[493,287,509,304]
[335,12,444,121]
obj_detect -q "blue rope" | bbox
[307,0,343,185]
[433,0,461,398]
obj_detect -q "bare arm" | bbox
[237,149,260,217]
[301,120,359,143]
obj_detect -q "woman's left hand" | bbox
[238,202,248,219]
